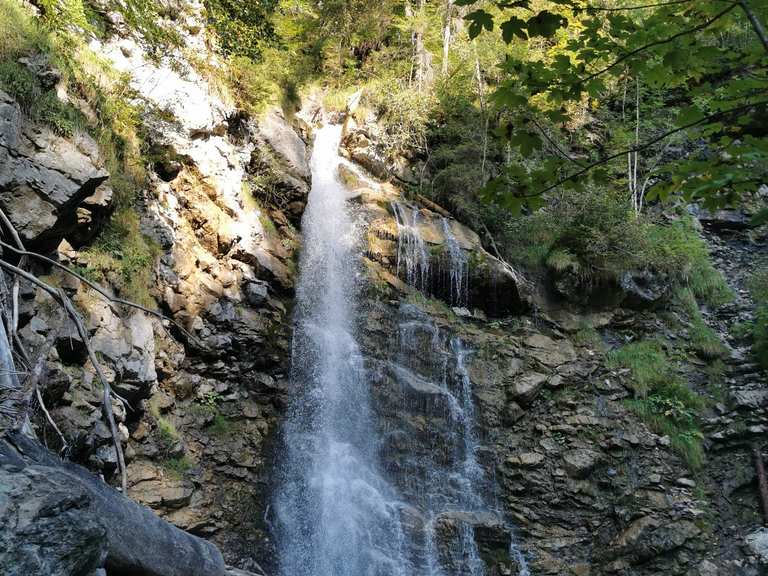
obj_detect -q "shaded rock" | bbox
[2,433,227,576]
[619,270,669,309]
[0,464,108,576]
[0,90,110,249]
[562,449,601,478]
[610,516,699,565]
[745,528,768,563]
[510,372,547,404]
[690,206,750,231]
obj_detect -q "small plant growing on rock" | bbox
[609,339,706,470]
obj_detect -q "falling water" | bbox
[275,123,528,576]
[274,124,408,576]
[441,218,468,307]
[393,202,430,291]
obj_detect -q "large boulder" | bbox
[0,90,111,249]
[0,464,107,576]
[1,433,228,576]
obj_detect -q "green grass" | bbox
[81,210,160,307]
[645,217,733,307]
[607,340,670,396]
[207,412,234,437]
[748,267,768,370]
[674,288,728,359]
[572,326,605,351]
[609,339,706,470]
[163,455,193,479]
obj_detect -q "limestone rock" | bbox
[562,449,601,478]
[510,372,547,404]
[745,528,768,563]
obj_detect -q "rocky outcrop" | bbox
[344,162,528,316]
[0,90,111,249]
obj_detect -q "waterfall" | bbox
[393,202,430,291]
[274,125,408,576]
[274,123,528,576]
[441,218,468,307]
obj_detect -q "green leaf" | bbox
[676,105,705,127]
[526,10,566,38]
[510,130,542,156]
[453,0,478,6]
[465,9,494,39]
[501,17,527,43]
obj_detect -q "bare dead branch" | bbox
[0,258,127,493]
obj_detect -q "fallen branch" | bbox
[0,259,127,493]
[13,330,68,452]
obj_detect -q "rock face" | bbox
[1,3,307,571]
[0,90,111,249]
[347,168,528,316]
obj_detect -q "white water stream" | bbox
[274,124,529,576]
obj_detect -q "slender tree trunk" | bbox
[739,0,768,53]
[442,0,453,76]
[473,44,488,181]
[633,76,642,214]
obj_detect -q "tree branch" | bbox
[524,99,768,198]
[0,259,128,493]
[587,0,696,11]
[739,0,768,53]
[580,3,738,85]
[0,240,200,346]
[530,116,585,167]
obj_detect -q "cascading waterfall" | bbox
[274,124,408,576]
[274,122,528,576]
[441,218,469,307]
[393,202,430,291]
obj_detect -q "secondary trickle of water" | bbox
[441,218,469,307]
[274,124,408,576]
[393,202,431,291]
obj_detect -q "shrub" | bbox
[644,216,732,307]
[163,455,193,479]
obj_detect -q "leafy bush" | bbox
[204,0,277,60]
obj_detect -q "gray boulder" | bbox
[0,464,107,576]
[1,433,228,576]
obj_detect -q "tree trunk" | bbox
[442,0,453,76]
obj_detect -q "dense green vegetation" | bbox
[0,0,161,304]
